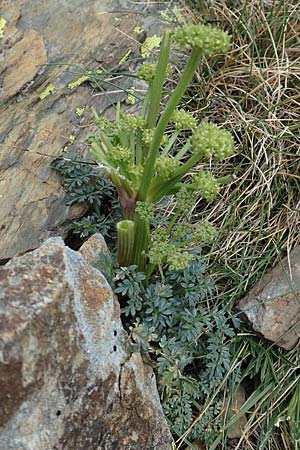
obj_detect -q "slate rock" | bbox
[0,0,164,260]
[0,237,173,449]
[238,246,300,350]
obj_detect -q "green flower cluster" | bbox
[194,220,217,242]
[148,239,192,271]
[193,172,220,202]
[127,164,144,187]
[137,63,173,82]
[171,109,197,131]
[95,117,115,133]
[106,145,131,166]
[191,122,235,160]
[142,128,155,145]
[172,222,193,240]
[143,129,169,147]
[136,201,154,222]
[119,114,146,132]
[172,23,231,56]
[176,187,196,214]
[156,156,177,179]
[169,250,192,271]
[104,145,143,190]
[148,240,172,266]
[138,63,156,81]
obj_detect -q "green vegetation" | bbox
[113,260,240,445]
[52,1,300,449]
[51,153,120,242]
[88,23,234,277]
[182,0,300,449]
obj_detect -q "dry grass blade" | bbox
[174,1,300,449]
[184,0,300,299]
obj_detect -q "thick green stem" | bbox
[139,46,202,200]
[171,152,203,179]
[118,218,150,272]
[117,220,135,267]
[131,215,150,272]
[147,153,201,202]
[146,31,172,129]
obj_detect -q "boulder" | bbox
[238,246,300,350]
[0,0,164,260]
[0,237,173,449]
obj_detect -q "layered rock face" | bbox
[0,0,161,260]
[0,236,173,450]
[238,246,300,350]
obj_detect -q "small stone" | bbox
[79,233,110,266]
[238,246,300,350]
[183,440,206,450]
[224,385,247,439]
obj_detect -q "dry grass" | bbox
[180,0,300,303]
[173,1,300,449]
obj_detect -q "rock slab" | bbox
[0,236,172,449]
[238,246,300,350]
[0,0,163,260]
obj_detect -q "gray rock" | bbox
[0,237,173,449]
[79,233,110,267]
[238,246,300,350]
[0,0,164,260]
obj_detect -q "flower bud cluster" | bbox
[148,240,172,266]
[176,187,196,214]
[136,201,154,222]
[154,227,169,242]
[143,129,169,147]
[172,23,231,56]
[148,239,192,271]
[194,220,217,242]
[107,145,131,166]
[127,164,144,186]
[137,63,173,82]
[156,156,177,180]
[142,128,155,145]
[171,109,197,131]
[138,63,157,82]
[191,122,235,160]
[193,171,220,202]
[172,222,193,240]
[119,114,146,132]
[168,250,192,271]
[94,117,115,133]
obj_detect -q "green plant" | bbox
[50,3,300,449]
[113,256,240,445]
[180,1,300,448]
[51,152,120,241]
[206,335,300,450]
[89,23,235,275]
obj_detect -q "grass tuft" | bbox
[177,1,300,448]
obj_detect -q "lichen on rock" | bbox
[0,236,173,449]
